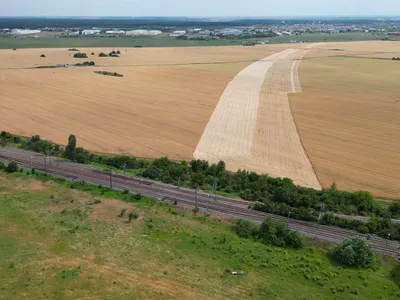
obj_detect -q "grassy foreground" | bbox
[0,172,399,299]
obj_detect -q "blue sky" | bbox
[1,0,399,17]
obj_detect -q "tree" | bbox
[329,237,373,268]
[64,135,77,161]
[5,161,18,173]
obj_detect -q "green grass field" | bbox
[0,171,400,299]
[0,32,398,49]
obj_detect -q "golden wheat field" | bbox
[290,41,400,198]
[1,42,399,197]
[0,46,284,159]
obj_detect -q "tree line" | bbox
[1,131,399,240]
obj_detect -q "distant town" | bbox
[1,18,400,40]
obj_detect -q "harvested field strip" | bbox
[194,49,296,160]
[250,49,321,189]
[194,48,321,189]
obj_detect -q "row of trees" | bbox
[98,50,120,57]
[2,131,399,239]
[75,61,95,67]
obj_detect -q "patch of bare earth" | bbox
[17,180,46,191]
[89,198,133,222]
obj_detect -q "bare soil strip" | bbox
[194,48,321,189]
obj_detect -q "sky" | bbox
[1,0,400,17]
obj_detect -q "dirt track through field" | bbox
[194,47,321,189]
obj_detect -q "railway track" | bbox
[0,147,399,256]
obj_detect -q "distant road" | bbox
[0,147,399,257]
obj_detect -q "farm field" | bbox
[290,41,400,198]
[0,32,399,49]
[1,41,400,197]
[1,172,399,299]
[0,46,286,160]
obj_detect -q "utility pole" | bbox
[287,211,291,226]
[109,171,113,188]
[213,179,218,201]
[121,163,127,179]
[386,233,391,257]
[317,203,325,225]
[195,187,199,207]
[30,156,33,169]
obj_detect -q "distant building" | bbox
[11,29,41,35]
[170,30,186,37]
[220,29,243,36]
[82,29,101,35]
[105,30,126,35]
[126,30,162,36]
[68,31,80,36]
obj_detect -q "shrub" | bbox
[119,208,127,218]
[94,71,123,77]
[73,52,88,58]
[128,211,139,222]
[5,161,18,173]
[99,52,108,57]
[328,237,373,268]
[123,189,129,195]
[40,54,46,58]
[390,264,400,286]
[259,217,305,249]
[234,219,258,238]
[0,162,4,170]
[192,206,200,214]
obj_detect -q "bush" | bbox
[259,217,305,249]
[119,208,127,218]
[328,237,373,268]
[128,211,139,222]
[73,52,88,58]
[0,161,4,170]
[390,264,400,286]
[5,161,18,173]
[234,219,258,238]
[40,54,46,58]
[99,52,108,57]
[123,189,129,195]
